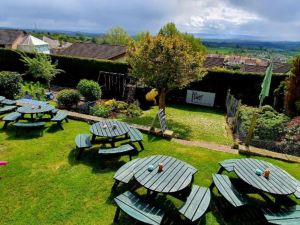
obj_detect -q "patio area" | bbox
[0,119,299,225]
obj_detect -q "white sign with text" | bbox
[186,90,216,107]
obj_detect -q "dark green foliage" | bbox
[104,99,128,111]
[281,117,300,156]
[273,80,286,112]
[77,79,101,101]
[0,48,128,88]
[0,71,23,99]
[238,105,289,141]
[90,104,112,118]
[127,101,142,118]
[57,89,80,109]
[18,81,46,101]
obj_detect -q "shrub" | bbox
[104,99,128,111]
[0,71,23,99]
[57,89,80,109]
[238,105,289,141]
[281,117,300,156]
[90,104,112,118]
[127,101,142,118]
[18,81,46,101]
[77,79,101,101]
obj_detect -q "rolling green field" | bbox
[0,119,299,225]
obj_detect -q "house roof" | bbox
[58,42,127,60]
[20,35,49,46]
[0,29,25,45]
[204,54,291,74]
[42,36,60,49]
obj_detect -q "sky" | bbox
[0,0,299,41]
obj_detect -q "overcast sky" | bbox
[1,0,299,41]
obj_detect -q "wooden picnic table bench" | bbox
[211,174,247,208]
[263,205,300,225]
[98,144,135,161]
[218,159,237,173]
[179,185,211,223]
[2,112,21,129]
[128,127,144,150]
[75,134,92,159]
[0,106,17,114]
[114,191,165,225]
[112,158,140,191]
[13,122,45,136]
[1,99,16,106]
[51,111,68,130]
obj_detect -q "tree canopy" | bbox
[127,34,206,109]
[101,27,133,46]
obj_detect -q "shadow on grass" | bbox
[2,126,46,140]
[67,145,137,174]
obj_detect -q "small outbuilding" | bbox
[18,35,50,54]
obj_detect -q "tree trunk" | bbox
[158,89,167,110]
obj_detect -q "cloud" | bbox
[0,0,299,40]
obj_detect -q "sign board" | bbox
[186,90,215,107]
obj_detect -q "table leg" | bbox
[91,135,96,143]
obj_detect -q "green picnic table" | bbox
[234,158,298,196]
[90,120,130,145]
[17,105,55,119]
[133,155,197,194]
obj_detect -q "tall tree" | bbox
[103,27,133,45]
[284,56,300,116]
[127,34,206,109]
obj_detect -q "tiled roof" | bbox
[42,36,60,49]
[204,56,224,68]
[0,29,25,45]
[204,55,291,74]
[58,42,126,60]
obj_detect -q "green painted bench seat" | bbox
[99,144,135,161]
[212,174,247,208]
[51,112,68,130]
[75,134,92,159]
[218,159,237,173]
[0,106,17,114]
[113,158,140,190]
[1,99,17,106]
[263,205,300,225]
[2,112,21,129]
[128,127,144,150]
[295,185,300,199]
[13,122,45,136]
[114,191,165,225]
[179,185,211,223]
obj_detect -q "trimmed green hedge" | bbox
[0,48,288,106]
[0,48,128,87]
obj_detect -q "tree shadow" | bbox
[2,126,46,140]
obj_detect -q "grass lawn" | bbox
[0,119,299,225]
[123,103,233,145]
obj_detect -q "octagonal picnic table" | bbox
[133,155,197,195]
[234,158,299,196]
[90,120,131,146]
[17,104,55,119]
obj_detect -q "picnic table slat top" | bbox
[133,155,197,193]
[90,120,130,138]
[17,105,55,114]
[234,158,298,195]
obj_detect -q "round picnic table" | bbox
[133,155,197,194]
[90,120,131,143]
[0,96,5,102]
[234,158,298,196]
[17,104,55,116]
[16,99,48,107]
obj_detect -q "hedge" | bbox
[0,48,287,107]
[0,48,128,87]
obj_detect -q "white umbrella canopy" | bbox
[18,35,50,54]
